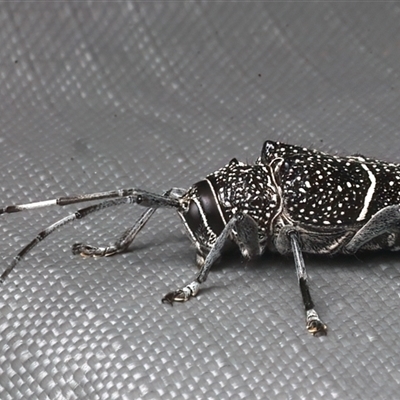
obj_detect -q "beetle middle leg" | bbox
[289,231,327,336]
[275,227,327,336]
[162,212,262,304]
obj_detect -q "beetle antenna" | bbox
[0,188,182,215]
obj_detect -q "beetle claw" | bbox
[161,290,187,304]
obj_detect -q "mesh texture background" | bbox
[1,3,400,399]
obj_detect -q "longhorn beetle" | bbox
[2,140,400,336]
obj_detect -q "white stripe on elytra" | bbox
[357,163,376,221]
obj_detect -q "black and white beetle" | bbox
[2,140,400,336]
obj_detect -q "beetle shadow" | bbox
[303,250,400,271]
[200,247,400,280]
[196,249,400,302]
[117,231,400,289]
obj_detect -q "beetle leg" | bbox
[344,204,400,253]
[72,188,186,258]
[234,213,262,259]
[288,231,328,336]
[72,207,157,257]
[162,213,261,304]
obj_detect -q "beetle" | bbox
[2,140,400,336]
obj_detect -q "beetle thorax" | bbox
[209,159,281,232]
[178,158,282,252]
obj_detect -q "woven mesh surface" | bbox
[1,3,400,399]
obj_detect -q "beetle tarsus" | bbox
[72,243,116,257]
[162,281,200,304]
[306,309,328,336]
[161,290,185,304]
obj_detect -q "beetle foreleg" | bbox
[234,213,262,259]
[162,213,261,304]
[289,231,328,336]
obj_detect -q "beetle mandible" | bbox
[2,140,400,336]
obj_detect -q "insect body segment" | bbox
[2,140,400,336]
[178,158,281,261]
[264,142,400,223]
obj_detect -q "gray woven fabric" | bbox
[1,2,400,399]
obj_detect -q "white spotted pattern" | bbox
[258,141,400,227]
